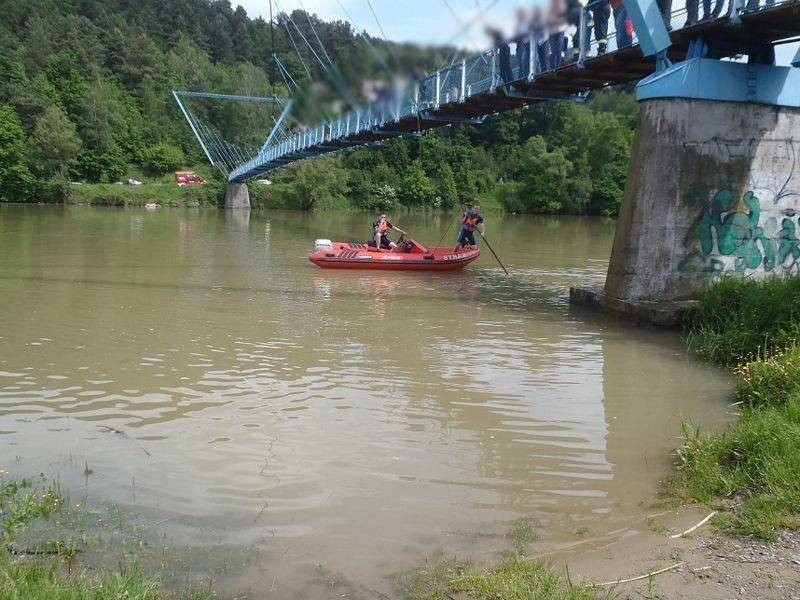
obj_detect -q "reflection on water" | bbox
[0,205,731,596]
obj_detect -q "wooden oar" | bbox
[478,231,509,276]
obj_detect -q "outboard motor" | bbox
[314,239,333,252]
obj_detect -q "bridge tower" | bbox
[571,0,800,325]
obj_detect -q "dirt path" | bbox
[546,507,800,599]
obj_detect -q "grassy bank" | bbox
[404,556,597,600]
[671,277,800,539]
[402,521,597,600]
[0,475,213,599]
[67,182,224,208]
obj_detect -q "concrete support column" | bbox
[224,183,250,209]
[571,98,800,325]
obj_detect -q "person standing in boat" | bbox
[372,212,406,251]
[455,204,485,250]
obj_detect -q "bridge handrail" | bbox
[228,0,796,181]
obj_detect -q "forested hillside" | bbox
[0,0,637,214]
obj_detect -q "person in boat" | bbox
[371,212,406,251]
[455,204,485,250]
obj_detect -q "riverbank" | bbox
[0,475,215,599]
[67,182,224,208]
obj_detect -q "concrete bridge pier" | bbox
[571,96,800,325]
[570,0,800,326]
[224,182,250,209]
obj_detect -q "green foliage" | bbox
[735,347,800,408]
[519,136,583,214]
[400,159,436,207]
[75,147,127,183]
[0,104,36,201]
[673,276,800,539]
[139,143,185,175]
[671,392,800,538]
[68,182,222,207]
[404,556,596,600]
[0,474,217,599]
[31,105,81,176]
[279,155,349,211]
[0,0,637,211]
[449,557,596,600]
[1,478,62,540]
[685,276,800,366]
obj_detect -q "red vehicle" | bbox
[309,237,480,271]
[174,171,204,185]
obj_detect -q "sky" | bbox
[235,0,518,49]
[234,0,798,63]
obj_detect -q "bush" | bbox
[734,347,800,408]
[685,276,800,366]
[247,182,289,209]
[139,142,185,175]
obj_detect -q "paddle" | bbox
[433,209,463,248]
[478,231,509,276]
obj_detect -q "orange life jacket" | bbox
[375,218,390,234]
[462,212,481,231]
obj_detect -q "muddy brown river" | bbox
[0,205,731,597]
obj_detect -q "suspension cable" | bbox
[364,0,400,69]
[269,0,276,120]
[280,15,312,79]
[297,0,335,66]
[335,0,393,78]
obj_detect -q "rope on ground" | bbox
[669,511,718,538]
[598,561,684,586]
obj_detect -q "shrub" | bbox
[139,142,185,175]
[685,276,800,366]
[735,347,800,408]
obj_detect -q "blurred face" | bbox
[472,205,480,213]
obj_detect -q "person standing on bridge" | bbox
[547,0,568,69]
[611,0,633,49]
[530,6,551,72]
[592,0,610,54]
[515,8,531,79]
[486,26,514,85]
[454,205,485,251]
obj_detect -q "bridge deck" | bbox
[229,1,800,182]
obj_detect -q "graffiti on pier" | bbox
[678,139,800,279]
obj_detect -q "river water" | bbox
[0,205,730,597]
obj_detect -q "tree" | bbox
[75,146,127,183]
[0,105,35,201]
[31,105,82,176]
[139,142,185,175]
[400,160,436,206]
[519,136,581,213]
[433,163,458,209]
[286,156,349,210]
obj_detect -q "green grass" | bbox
[67,182,224,207]
[0,475,215,599]
[448,557,597,600]
[684,276,800,367]
[673,276,800,539]
[403,556,597,600]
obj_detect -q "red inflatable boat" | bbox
[309,237,480,270]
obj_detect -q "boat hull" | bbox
[309,242,480,271]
